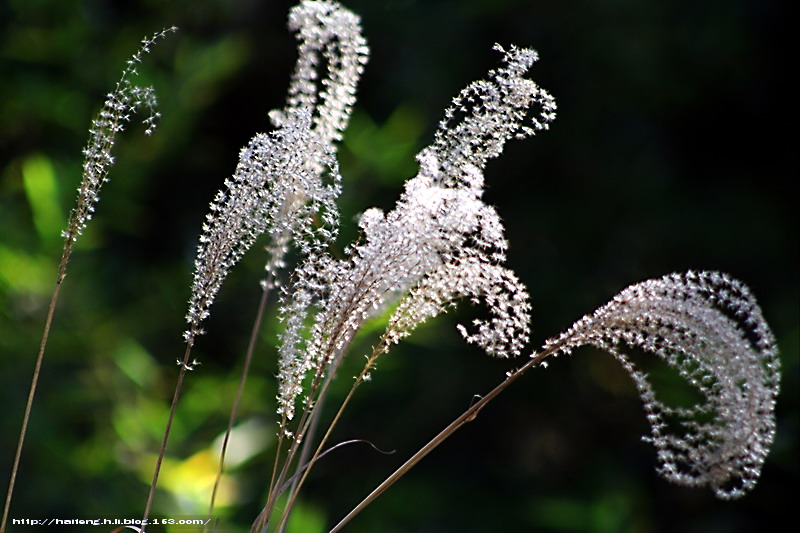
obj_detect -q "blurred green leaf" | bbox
[0,244,51,294]
[21,153,64,247]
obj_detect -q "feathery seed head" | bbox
[545,271,780,498]
[185,1,366,343]
[64,27,176,248]
[276,43,553,419]
[269,0,369,147]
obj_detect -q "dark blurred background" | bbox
[1,1,795,532]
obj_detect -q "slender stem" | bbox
[276,391,326,533]
[257,254,396,531]
[141,339,197,532]
[206,278,273,529]
[1,266,67,533]
[255,327,359,532]
[278,343,357,533]
[253,386,326,531]
[328,348,555,533]
[254,421,287,532]
[250,427,287,533]
[276,327,358,531]
[275,340,388,532]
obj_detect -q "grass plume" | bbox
[0,27,176,533]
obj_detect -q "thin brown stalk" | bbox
[278,321,361,530]
[141,339,197,532]
[328,347,554,533]
[0,258,69,533]
[275,338,390,532]
[253,376,316,531]
[253,379,330,531]
[254,262,396,532]
[254,328,359,532]
[206,276,274,530]
[249,425,287,533]
[276,381,328,533]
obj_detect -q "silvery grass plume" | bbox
[147,5,366,527]
[276,44,556,422]
[543,271,780,498]
[330,272,780,531]
[263,42,554,533]
[63,27,176,254]
[184,110,341,342]
[1,28,175,533]
[185,0,367,343]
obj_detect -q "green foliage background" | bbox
[1,1,796,532]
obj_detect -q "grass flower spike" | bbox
[185,0,367,343]
[185,108,341,342]
[64,27,176,251]
[277,44,555,421]
[1,28,175,533]
[544,271,780,498]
